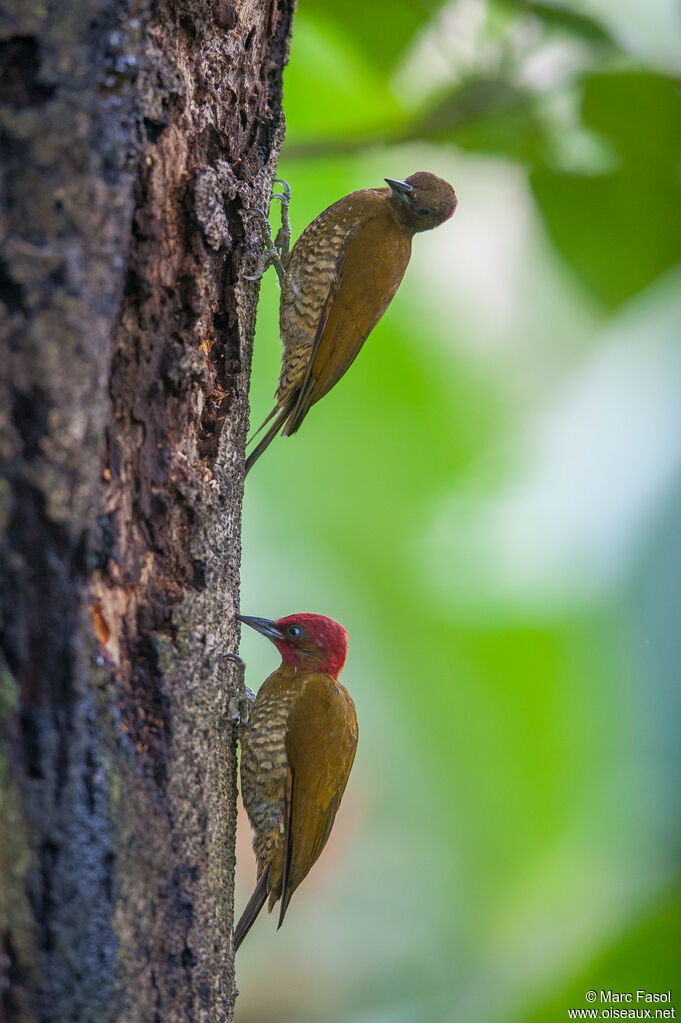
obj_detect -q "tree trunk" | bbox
[0,0,293,1019]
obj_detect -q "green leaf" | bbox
[300,0,447,70]
[496,0,615,43]
[409,77,547,164]
[531,71,681,307]
[284,14,405,141]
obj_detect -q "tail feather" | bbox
[277,767,295,930]
[234,866,270,952]
[244,400,293,475]
[246,403,280,446]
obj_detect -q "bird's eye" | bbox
[287,625,301,639]
[417,207,433,217]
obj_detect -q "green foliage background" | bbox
[236,2,681,1019]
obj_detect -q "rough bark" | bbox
[0,0,293,1019]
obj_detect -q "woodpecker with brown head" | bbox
[245,171,458,472]
[234,612,358,950]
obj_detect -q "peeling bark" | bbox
[0,0,294,1019]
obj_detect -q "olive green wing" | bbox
[283,233,354,436]
[278,674,358,927]
[284,209,410,436]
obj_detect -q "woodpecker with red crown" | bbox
[244,171,458,472]
[234,612,358,950]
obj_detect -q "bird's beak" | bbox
[385,178,413,201]
[238,615,284,643]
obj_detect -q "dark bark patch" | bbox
[102,850,116,903]
[0,37,56,109]
[1,931,25,1021]
[144,117,167,144]
[2,483,79,712]
[19,709,43,780]
[214,0,238,30]
[11,387,49,460]
[0,258,25,315]
[192,559,207,590]
[115,627,170,785]
[83,745,97,814]
[36,840,59,953]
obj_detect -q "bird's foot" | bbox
[224,653,256,728]
[273,178,291,204]
[272,178,291,259]
[243,205,286,284]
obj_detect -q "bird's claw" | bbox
[244,204,286,284]
[272,179,291,258]
[228,688,256,725]
[273,178,291,202]
[243,180,292,281]
[223,653,255,727]
[245,206,269,223]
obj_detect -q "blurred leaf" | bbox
[284,14,405,141]
[582,70,681,169]
[516,894,681,1023]
[531,71,681,307]
[526,2,613,42]
[419,77,547,162]
[283,76,542,160]
[496,0,615,43]
[300,0,447,70]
